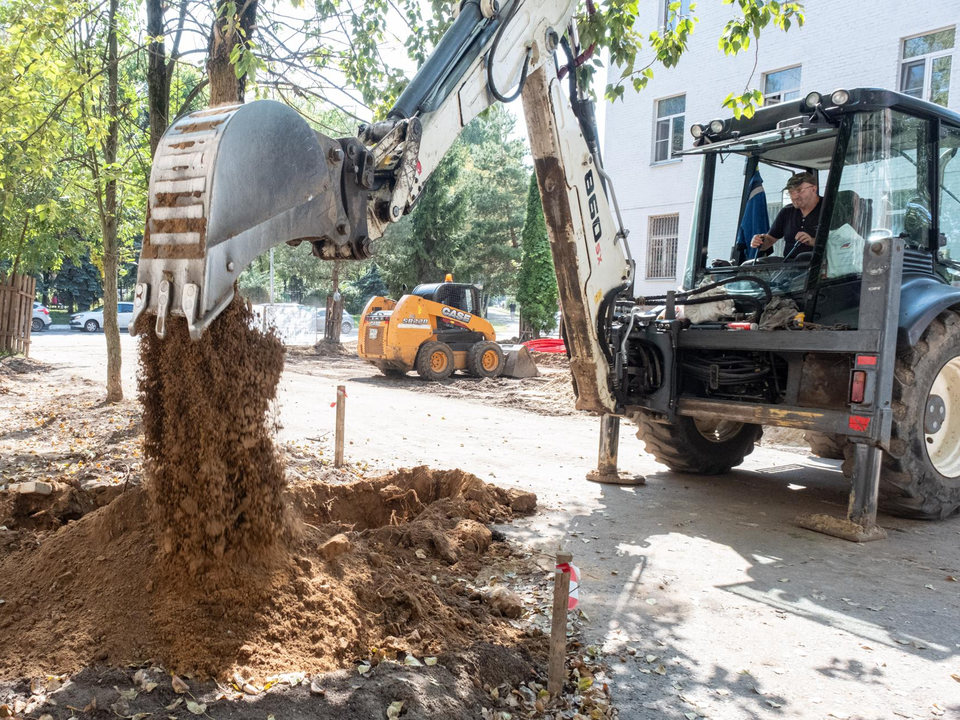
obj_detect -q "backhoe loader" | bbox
[130,0,960,540]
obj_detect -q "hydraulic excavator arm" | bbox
[132,0,635,414]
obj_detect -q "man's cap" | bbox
[784,171,817,191]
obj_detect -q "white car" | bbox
[70,302,134,332]
[316,307,354,335]
[32,302,52,332]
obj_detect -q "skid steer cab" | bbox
[358,281,538,380]
[611,88,960,538]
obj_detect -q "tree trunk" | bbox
[207,0,258,105]
[102,0,122,403]
[146,0,168,157]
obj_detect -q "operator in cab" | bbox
[750,172,822,258]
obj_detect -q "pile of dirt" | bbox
[0,466,538,681]
[529,351,569,370]
[137,297,289,571]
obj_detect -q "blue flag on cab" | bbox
[736,171,770,261]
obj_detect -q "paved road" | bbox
[26,332,960,720]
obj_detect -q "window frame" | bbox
[646,213,680,279]
[653,93,686,165]
[761,64,803,106]
[899,27,955,106]
[661,0,692,33]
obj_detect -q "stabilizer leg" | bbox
[797,441,886,542]
[585,414,645,486]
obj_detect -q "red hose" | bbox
[523,338,567,353]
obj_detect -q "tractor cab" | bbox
[410,282,483,317]
[680,88,960,328]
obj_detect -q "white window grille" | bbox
[654,95,685,163]
[647,214,680,279]
[762,66,802,105]
[900,27,954,107]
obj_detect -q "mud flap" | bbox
[499,344,539,378]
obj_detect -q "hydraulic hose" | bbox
[486,1,532,103]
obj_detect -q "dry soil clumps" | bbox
[137,297,289,571]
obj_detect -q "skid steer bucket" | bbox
[130,100,373,340]
[499,344,540,378]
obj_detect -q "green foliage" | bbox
[516,174,558,337]
[375,107,528,301]
[48,250,104,312]
[349,263,388,305]
[578,0,805,108]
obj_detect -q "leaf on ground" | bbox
[404,655,423,667]
[185,700,206,715]
[164,698,183,711]
[645,598,657,605]
[924,584,935,590]
[951,673,960,683]
[386,700,404,719]
[766,700,782,708]
[577,676,593,692]
[357,664,371,675]
[171,675,189,694]
[653,665,667,676]
[415,549,427,559]
[424,657,438,666]
[116,688,139,701]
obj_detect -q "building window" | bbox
[647,214,679,279]
[762,66,802,105]
[654,95,685,163]
[661,0,692,32]
[900,27,954,107]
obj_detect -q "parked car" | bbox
[32,302,51,332]
[70,302,135,332]
[316,308,354,335]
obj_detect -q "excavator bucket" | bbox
[130,100,373,340]
[499,344,540,378]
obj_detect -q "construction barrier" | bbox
[0,272,36,356]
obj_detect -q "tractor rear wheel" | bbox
[634,410,763,474]
[804,431,847,460]
[467,341,504,378]
[415,341,455,381]
[847,310,960,519]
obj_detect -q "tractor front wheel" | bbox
[467,341,504,379]
[634,411,762,474]
[415,341,455,381]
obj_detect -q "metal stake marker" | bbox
[334,385,346,468]
[548,550,573,697]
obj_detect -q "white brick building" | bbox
[603,0,959,295]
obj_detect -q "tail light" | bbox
[851,371,867,404]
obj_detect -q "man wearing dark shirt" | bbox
[751,172,822,258]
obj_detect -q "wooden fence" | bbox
[0,272,36,356]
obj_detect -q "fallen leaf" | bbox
[414,549,426,560]
[424,657,438,666]
[653,665,667,676]
[164,699,182,711]
[645,598,657,605]
[716,688,730,696]
[947,576,957,582]
[357,664,371,675]
[117,687,139,701]
[766,700,782,708]
[171,675,189,694]
[578,676,593,692]
[310,679,326,695]
[404,656,422,667]
[951,673,960,683]
[645,655,657,663]
[386,700,404,719]
[924,584,935,590]
[185,700,206,715]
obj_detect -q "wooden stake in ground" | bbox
[548,550,573,696]
[334,385,346,467]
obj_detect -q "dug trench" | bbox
[0,298,586,719]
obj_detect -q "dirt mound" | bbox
[0,467,537,681]
[530,351,569,369]
[137,297,289,571]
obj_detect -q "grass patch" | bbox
[49,310,71,324]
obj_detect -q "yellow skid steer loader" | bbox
[358,280,538,380]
